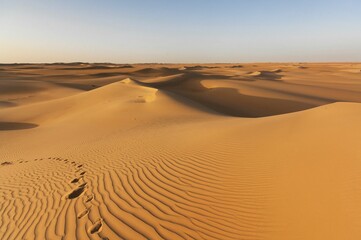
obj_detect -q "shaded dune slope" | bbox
[135,73,316,117]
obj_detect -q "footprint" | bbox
[67,186,86,199]
[88,219,103,234]
[79,171,86,176]
[84,194,94,203]
[1,161,12,166]
[77,165,83,168]
[71,177,80,184]
[77,207,91,219]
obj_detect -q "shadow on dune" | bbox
[137,72,254,88]
[0,101,17,108]
[135,73,317,118]
[131,67,183,77]
[16,66,44,70]
[0,81,44,94]
[88,72,127,78]
[247,71,283,81]
[230,65,244,68]
[0,122,38,131]
[184,65,219,70]
[168,87,316,117]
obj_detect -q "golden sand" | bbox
[1,63,361,239]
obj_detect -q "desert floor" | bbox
[1,63,361,240]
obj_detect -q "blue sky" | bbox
[1,0,361,63]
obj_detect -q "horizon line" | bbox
[1,61,361,65]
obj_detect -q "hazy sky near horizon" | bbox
[1,0,361,63]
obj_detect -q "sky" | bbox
[1,0,361,63]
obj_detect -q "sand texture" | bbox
[1,63,361,239]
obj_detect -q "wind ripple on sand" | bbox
[0,121,273,239]
[65,124,272,240]
[0,157,94,240]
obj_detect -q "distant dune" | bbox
[1,63,361,239]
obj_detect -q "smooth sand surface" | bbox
[1,63,361,239]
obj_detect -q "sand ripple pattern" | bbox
[0,125,272,240]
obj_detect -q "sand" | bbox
[1,63,361,239]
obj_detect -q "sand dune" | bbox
[1,63,361,239]
[247,71,282,80]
